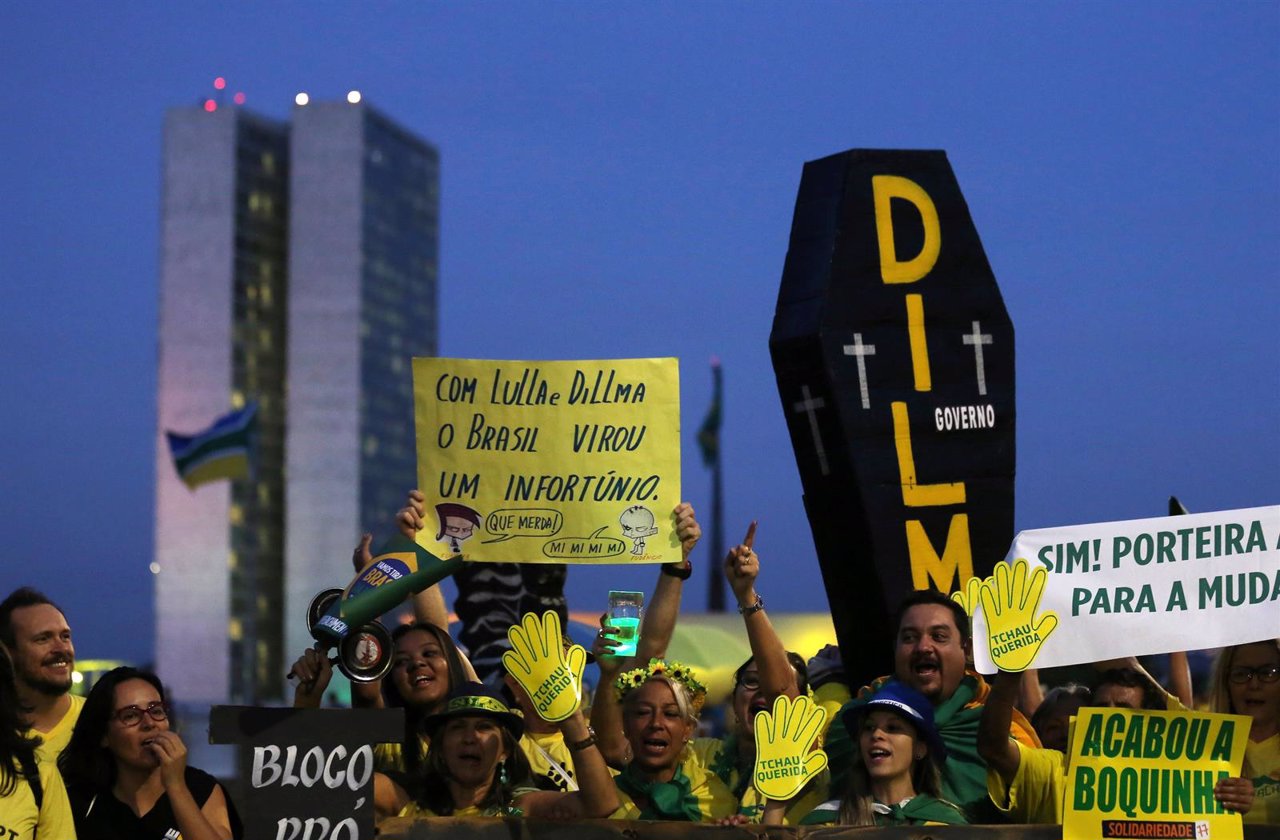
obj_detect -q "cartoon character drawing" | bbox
[619,505,659,556]
[436,502,482,554]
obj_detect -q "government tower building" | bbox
[154,96,439,711]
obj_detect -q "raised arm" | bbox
[588,615,630,767]
[726,523,798,701]
[635,502,699,661]
[978,668,1023,782]
[520,707,620,819]
[397,489,450,630]
[1168,651,1193,709]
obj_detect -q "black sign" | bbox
[769,149,1015,682]
[210,706,403,840]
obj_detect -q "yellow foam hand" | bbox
[979,559,1059,673]
[502,610,587,723]
[950,573,983,617]
[752,694,829,801]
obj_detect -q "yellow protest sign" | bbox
[1064,707,1249,840]
[502,611,587,723]
[412,357,681,564]
[752,694,828,801]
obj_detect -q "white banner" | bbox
[971,505,1280,674]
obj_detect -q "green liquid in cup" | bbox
[608,617,641,658]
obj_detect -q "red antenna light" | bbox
[204,99,218,112]
[214,76,227,90]
[233,92,246,105]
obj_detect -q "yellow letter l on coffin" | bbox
[892,401,965,507]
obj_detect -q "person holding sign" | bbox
[608,659,737,821]
[974,561,1254,824]
[1210,639,1280,824]
[795,682,966,826]
[382,611,617,821]
[59,667,242,840]
[289,490,474,793]
[593,520,824,824]
[822,585,1041,822]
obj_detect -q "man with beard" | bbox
[0,587,83,762]
[821,589,1041,822]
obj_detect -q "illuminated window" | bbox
[229,504,244,525]
[229,618,243,641]
[231,391,245,409]
[228,551,239,570]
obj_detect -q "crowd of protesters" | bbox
[2,496,1277,835]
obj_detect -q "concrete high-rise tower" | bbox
[154,98,438,707]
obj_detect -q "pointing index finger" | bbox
[743,521,757,550]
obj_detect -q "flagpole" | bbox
[706,360,725,612]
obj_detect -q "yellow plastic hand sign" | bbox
[502,611,587,723]
[752,694,829,801]
[950,573,983,617]
[979,559,1059,673]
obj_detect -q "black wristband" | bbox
[566,727,598,752]
[662,560,693,580]
[738,594,765,615]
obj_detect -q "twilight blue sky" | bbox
[2,3,1277,666]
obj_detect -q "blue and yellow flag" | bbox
[166,402,257,489]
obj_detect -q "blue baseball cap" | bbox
[841,680,947,766]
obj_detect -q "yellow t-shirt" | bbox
[398,785,538,817]
[1243,733,1279,825]
[986,740,1066,824]
[520,730,577,792]
[0,754,78,840]
[28,695,84,765]
[374,733,430,774]
[686,737,827,824]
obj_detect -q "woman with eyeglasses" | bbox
[59,667,242,839]
[1209,639,1280,824]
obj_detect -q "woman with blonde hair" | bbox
[607,660,737,821]
[1209,638,1279,824]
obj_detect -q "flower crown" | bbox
[614,658,707,714]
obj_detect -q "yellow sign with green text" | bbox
[1065,707,1248,840]
[412,357,681,564]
